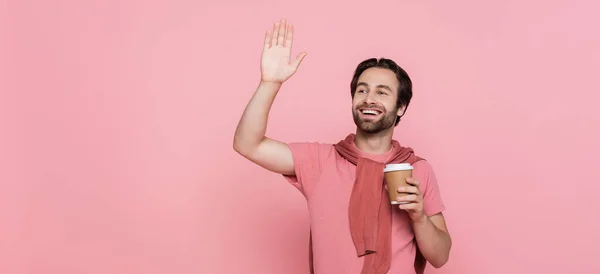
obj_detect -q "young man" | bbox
[233,19,451,274]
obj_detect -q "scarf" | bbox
[307,133,425,274]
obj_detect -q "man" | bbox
[233,19,451,274]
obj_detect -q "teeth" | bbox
[362,110,379,115]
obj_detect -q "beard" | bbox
[352,105,397,134]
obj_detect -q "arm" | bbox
[397,171,451,268]
[412,213,452,268]
[233,81,295,175]
[232,19,307,175]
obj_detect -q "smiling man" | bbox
[233,19,452,274]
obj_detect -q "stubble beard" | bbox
[352,108,397,134]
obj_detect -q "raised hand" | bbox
[260,19,307,84]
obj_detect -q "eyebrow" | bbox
[357,82,392,92]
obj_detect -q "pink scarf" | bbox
[307,134,426,273]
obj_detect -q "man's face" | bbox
[352,67,403,134]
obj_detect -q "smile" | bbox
[360,109,383,116]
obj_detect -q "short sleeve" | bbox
[412,160,446,216]
[282,142,333,197]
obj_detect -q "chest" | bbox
[307,158,413,236]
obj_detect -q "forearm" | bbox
[233,81,281,155]
[412,215,452,268]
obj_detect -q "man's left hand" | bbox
[397,177,427,223]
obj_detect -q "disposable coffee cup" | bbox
[383,163,414,204]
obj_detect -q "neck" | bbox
[353,128,394,155]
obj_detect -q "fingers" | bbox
[271,21,279,47]
[406,177,420,186]
[277,19,286,46]
[267,19,293,47]
[397,194,420,203]
[285,24,293,47]
[399,202,418,210]
[405,177,420,187]
[264,30,271,49]
[397,185,419,195]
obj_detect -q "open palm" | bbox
[261,19,307,83]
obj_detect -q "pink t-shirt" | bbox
[283,141,445,274]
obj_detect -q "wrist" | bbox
[259,80,283,88]
[256,80,283,97]
[412,214,429,226]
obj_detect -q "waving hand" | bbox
[260,19,307,84]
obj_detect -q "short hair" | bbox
[350,58,413,126]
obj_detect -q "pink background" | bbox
[2,0,600,273]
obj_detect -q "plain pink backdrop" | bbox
[2,0,600,273]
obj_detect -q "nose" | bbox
[364,90,376,104]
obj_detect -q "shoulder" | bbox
[411,159,440,186]
[282,142,336,194]
[412,159,435,173]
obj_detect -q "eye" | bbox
[357,89,367,93]
[377,90,387,95]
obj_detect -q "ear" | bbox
[396,105,406,117]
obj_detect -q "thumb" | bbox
[292,52,307,69]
